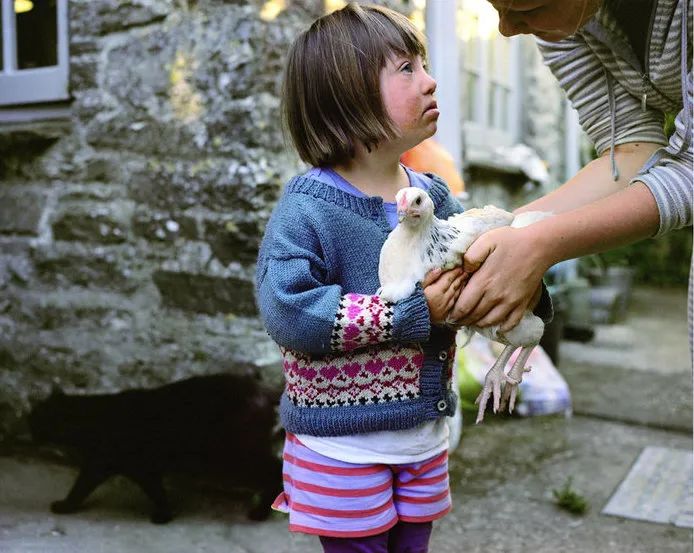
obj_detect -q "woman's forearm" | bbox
[452,181,660,330]
[525,180,661,270]
[517,142,662,215]
[452,142,663,330]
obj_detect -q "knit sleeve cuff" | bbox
[533,281,554,325]
[391,284,431,343]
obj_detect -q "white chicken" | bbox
[378,187,551,423]
[378,190,514,303]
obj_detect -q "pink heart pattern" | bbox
[331,293,394,352]
[281,344,426,408]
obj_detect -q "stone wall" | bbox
[0,0,329,441]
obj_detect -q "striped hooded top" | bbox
[537,0,692,237]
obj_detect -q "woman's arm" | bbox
[450,143,662,331]
[518,143,662,214]
[451,28,692,331]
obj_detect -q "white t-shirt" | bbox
[295,418,449,465]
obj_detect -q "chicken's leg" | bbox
[500,345,535,414]
[475,344,516,423]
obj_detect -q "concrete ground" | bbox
[0,285,691,553]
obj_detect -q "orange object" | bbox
[401,138,465,196]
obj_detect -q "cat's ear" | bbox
[50,384,65,397]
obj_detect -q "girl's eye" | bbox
[400,62,413,73]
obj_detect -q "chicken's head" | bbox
[395,187,434,227]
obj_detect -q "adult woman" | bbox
[451,0,692,336]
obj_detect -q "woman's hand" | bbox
[422,267,466,326]
[450,226,549,331]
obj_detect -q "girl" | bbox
[256,3,466,552]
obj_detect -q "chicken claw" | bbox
[475,344,516,423]
[499,346,534,413]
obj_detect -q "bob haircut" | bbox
[281,3,427,167]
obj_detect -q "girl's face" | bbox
[487,0,602,41]
[379,54,438,150]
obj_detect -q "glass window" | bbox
[0,0,69,106]
[489,84,509,129]
[459,0,518,134]
[463,71,477,122]
[17,0,57,69]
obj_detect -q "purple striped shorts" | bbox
[272,433,452,538]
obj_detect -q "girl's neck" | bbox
[332,144,409,202]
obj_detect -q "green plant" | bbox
[552,477,589,515]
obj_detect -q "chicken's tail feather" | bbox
[455,327,474,349]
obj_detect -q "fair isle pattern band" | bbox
[282,344,423,408]
[330,293,395,352]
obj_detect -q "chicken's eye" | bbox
[415,197,422,205]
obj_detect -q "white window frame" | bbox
[0,0,70,106]
[425,0,462,173]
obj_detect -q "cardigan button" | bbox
[438,350,448,361]
[436,399,448,412]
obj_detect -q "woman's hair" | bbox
[281,2,427,167]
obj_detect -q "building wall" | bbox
[0,0,563,442]
[0,0,327,441]
[461,36,572,211]
[519,35,570,189]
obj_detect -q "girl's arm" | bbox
[256,202,433,356]
[257,254,432,355]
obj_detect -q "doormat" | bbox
[602,446,692,527]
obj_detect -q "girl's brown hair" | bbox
[281,3,427,167]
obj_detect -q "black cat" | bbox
[29,373,284,524]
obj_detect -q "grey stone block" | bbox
[52,202,131,244]
[132,209,198,242]
[70,0,170,37]
[153,270,257,316]
[69,55,99,92]
[34,251,132,291]
[204,216,261,264]
[0,189,46,236]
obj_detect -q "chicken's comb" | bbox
[397,190,409,211]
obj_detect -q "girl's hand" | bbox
[450,226,549,331]
[422,267,466,326]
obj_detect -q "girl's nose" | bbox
[423,71,437,94]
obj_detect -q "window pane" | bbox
[459,7,479,69]
[495,37,510,82]
[488,83,496,128]
[498,87,508,130]
[463,72,478,122]
[17,0,57,69]
[462,22,478,67]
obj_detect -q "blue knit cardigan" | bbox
[255,173,463,436]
